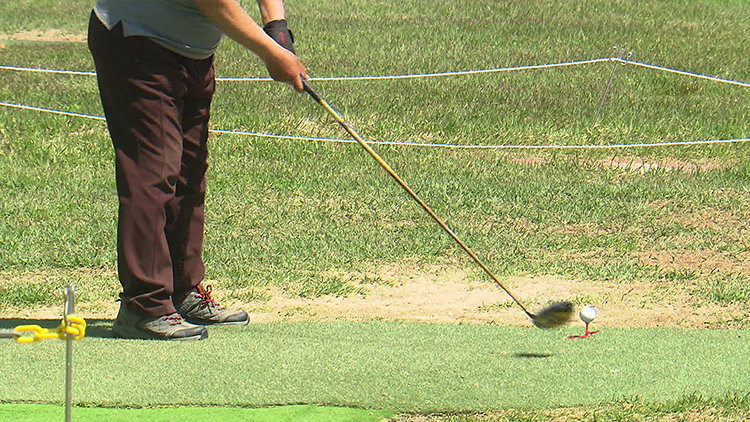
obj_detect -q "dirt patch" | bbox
[236,263,746,329]
[636,250,750,276]
[390,406,750,422]
[0,30,86,43]
[603,157,725,173]
[506,154,728,173]
[2,263,746,329]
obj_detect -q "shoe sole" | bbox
[184,317,250,326]
[112,325,208,341]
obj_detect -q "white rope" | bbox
[0,64,95,76]
[0,101,105,120]
[2,57,748,86]
[0,59,608,81]
[1,55,747,150]
[209,128,354,143]
[2,100,747,150]
[219,58,612,81]
[614,59,750,88]
[361,138,750,149]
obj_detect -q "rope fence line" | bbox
[3,100,747,149]
[0,101,105,121]
[1,56,749,86]
[0,58,610,80]
[1,56,748,150]
[0,65,95,76]
[613,58,750,88]
[219,58,613,81]
[1,58,608,80]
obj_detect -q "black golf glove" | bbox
[263,19,295,53]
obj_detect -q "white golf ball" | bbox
[579,305,597,323]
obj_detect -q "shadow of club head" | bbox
[513,352,553,359]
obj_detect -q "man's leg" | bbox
[88,12,187,317]
[88,11,208,340]
[168,58,249,326]
[167,56,214,300]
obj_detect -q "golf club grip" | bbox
[301,79,534,318]
[301,78,322,103]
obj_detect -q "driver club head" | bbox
[531,301,575,329]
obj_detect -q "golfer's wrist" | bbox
[255,37,288,63]
[256,0,286,24]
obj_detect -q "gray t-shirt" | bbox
[94,0,223,59]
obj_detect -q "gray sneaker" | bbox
[113,303,208,341]
[175,285,249,326]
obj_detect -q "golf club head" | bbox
[531,301,575,329]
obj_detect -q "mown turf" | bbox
[1,321,748,413]
[0,403,394,422]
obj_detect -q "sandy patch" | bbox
[507,154,727,173]
[2,262,745,329]
[237,263,746,329]
[0,30,86,43]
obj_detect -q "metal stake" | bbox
[594,46,632,126]
[64,285,75,422]
[0,331,21,339]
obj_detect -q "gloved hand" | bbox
[263,19,295,53]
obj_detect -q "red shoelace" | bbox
[164,314,185,326]
[195,285,224,309]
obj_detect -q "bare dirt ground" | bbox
[3,260,746,329]
[238,263,746,329]
[390,408,750,422]
[0,30,86,45]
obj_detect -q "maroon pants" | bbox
[88,12,215,317]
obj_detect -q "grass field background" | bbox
[1,322,750,412]
[1,0,749,302]
[2,403,394,422]
[1,0,749,420]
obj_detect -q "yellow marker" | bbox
[13,325,60,343]
[11,316,86,343]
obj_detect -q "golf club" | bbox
[301,77,574,329]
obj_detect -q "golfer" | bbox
[88,0,306,340]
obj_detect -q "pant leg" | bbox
[168,57,215,299]
[88,12,192,317]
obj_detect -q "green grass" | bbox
[1,322,749,413]
[392,393,750,421]
[0,404,394,422]
[1,0,750,420]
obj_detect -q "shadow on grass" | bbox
[0,318,114,339]
[512,352,552,359]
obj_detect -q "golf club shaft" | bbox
[301,79,534,318]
